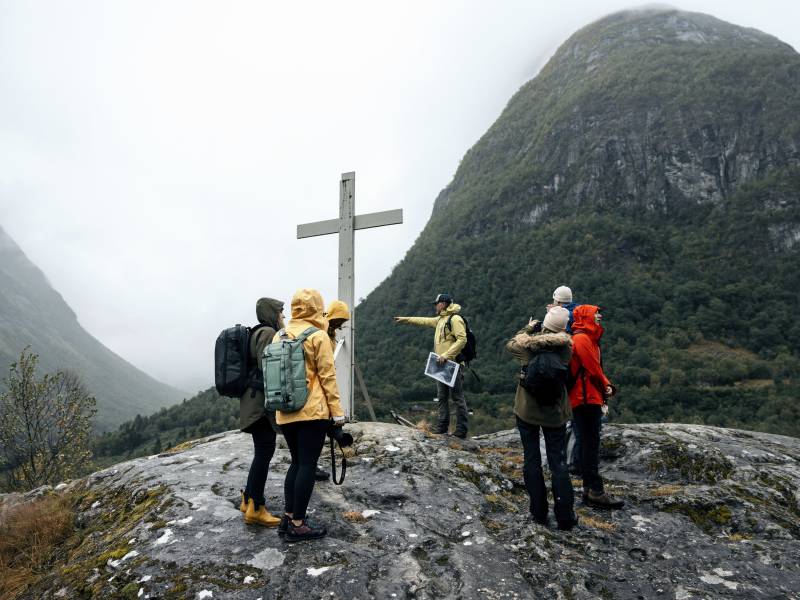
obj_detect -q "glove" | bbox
[332,415,346,426]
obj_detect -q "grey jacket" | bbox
[505,324,573,428]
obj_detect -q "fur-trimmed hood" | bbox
[512,331,572,352]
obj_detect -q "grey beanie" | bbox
[543,306,570,332]
[553,285,573,304]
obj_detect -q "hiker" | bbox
[310,299,351,482]
[547,285,583,475]
[239,297,285,527]
[394,293,469,438]
[275,288,345,542]
[568,305,623,509]
[506,306,578,530]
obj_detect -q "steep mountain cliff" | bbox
[354,9,800,435]
[0,225,185,430]
[3,422,798,598]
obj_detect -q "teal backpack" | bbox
[263,327,319,412]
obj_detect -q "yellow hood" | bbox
[290,288,327,330]
[326,300,350,322]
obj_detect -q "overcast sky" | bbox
[2,1,798,393]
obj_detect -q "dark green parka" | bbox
[505,323,573,428]
[239,297,283,433]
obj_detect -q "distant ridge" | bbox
[0,225,186,430]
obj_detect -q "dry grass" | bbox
[651,484,684,497]
[576,508,617,531]
[0,494,75,599]
[416,420,433,433]
[342,511,367,523]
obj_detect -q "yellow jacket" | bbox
[325,300,350,351]
[274,288,345,425]
[396,303,467,361]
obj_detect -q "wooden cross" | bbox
[297,171,403,418]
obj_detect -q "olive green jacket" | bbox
[505,324,573,427]
[396,303,467,362]
[239,297,283,433]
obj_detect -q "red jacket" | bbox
[568,305,611,408]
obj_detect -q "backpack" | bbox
[446,314,477,364]
[263,327,319,412]
[520,351,568,406]
[214,324,265,398]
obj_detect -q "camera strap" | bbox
[329,436,347,485]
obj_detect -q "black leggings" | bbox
[244,417,277,507]
[281,419,329,520]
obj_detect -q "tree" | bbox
[0,349,97,491]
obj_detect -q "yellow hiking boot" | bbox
[239,490,248,513]
[244,498,281,527]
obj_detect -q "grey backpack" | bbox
[263,327,318,412]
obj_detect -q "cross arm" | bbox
[297,209,404,239]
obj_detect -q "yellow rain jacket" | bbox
[274,288,345,426]
[325,300,350,351]
[396,303,467,362]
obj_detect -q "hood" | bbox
[513,331,572,352]
[290,288,327,329]
[440,303,462,317]
[326,300,350,322]
[256,297,284,328]
[571,304,604,341]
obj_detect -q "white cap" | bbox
[553,285,573,304]
[543,306,570,332]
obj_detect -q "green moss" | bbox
[665,502,733,533]
[120,582,140,598]
[97,547,129,562]
[647,441,734,483]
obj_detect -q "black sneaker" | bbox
[568,464,582,476]
[314,466,330,481]
[452,431,467,439]
[277,514,291,537]
[557,516,579,531]
[431,426,448,435]
[285,519,327,542]
[532,514,549,526]
[585,490,624,510]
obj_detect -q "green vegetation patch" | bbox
[647,441,734,483]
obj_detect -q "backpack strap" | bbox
[329,435,347,485]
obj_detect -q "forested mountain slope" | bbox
[354,9,800,436]
[0,226,186,430]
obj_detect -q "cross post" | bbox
[296,172,403,418]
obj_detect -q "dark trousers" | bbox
[516,417,575,523]
[572,404,604,494]
[281,419,328,520]
[435,371,468,434]
[244,417,277,507]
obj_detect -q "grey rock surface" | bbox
[7,422,800,599]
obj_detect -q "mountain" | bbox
[0,225,186,430]
[354,9,800,436]
[3,422,799,598]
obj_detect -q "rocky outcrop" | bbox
[7,422,799,599]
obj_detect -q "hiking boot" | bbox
[452,431,467,439]
[585,490,624,510]
[277,514,291,537]
[557,516,579,531]
[431,426,448,435]
[315,466,330,481]
[244,499,281,527]
[531,514,549,526]
[285,519,327,542]
[239,490,248,513]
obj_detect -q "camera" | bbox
[327,420,353,447]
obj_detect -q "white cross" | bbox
[297,171,403,418]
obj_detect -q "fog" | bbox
[1,1,798,393]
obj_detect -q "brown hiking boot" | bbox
[239,490,248,513]
[285,519,327,542]
[244,498,281,527]
[585,490,624,509]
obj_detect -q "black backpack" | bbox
[520,351,568,406]
[214,324,265,398]
[446,314,477,364]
